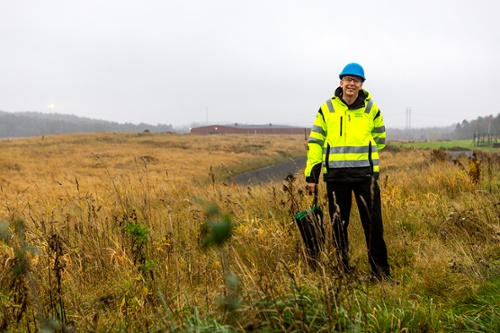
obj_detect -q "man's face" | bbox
[340,76,363,100]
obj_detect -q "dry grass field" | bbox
[1,132,500,332]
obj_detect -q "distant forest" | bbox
[388,114,500,141]
[0,111,174,138]
[0,110,498,141]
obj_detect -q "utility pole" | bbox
[405,107,408,130]
[409,107,411,130]
[405,107,412,130]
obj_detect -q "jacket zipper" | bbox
[339,116,343,136]
[368,141,373,175]
[325,143,331,173]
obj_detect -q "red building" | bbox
[190,124,310,135]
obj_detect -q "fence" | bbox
[472,133,499,147]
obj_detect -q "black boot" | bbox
[370,272,399,285]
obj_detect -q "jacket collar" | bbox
[334,87,366,109]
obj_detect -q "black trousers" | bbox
[326,179,390,276]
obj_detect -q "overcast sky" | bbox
[1,0,499,129]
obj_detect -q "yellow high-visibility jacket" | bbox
[305,88,386,183]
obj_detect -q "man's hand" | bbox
[306,182,317,195]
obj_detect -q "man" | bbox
[305,62,395,282]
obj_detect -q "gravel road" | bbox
[226,157,307,185]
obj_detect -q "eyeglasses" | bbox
[342,76,362,84]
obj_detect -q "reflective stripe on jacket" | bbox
[305,88,386,182]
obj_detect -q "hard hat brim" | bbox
[339,74,365,82]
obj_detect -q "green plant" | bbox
[47,233,67,326]
[122,212,155,278]
[0,220,43,331]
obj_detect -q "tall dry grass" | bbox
[1,133,499,332]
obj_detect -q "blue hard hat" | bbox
[339,63,365,82]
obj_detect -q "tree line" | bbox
[0,111,174,138]
[387,114,499,141]
[1,110,496,141]
[454,114,499,140]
